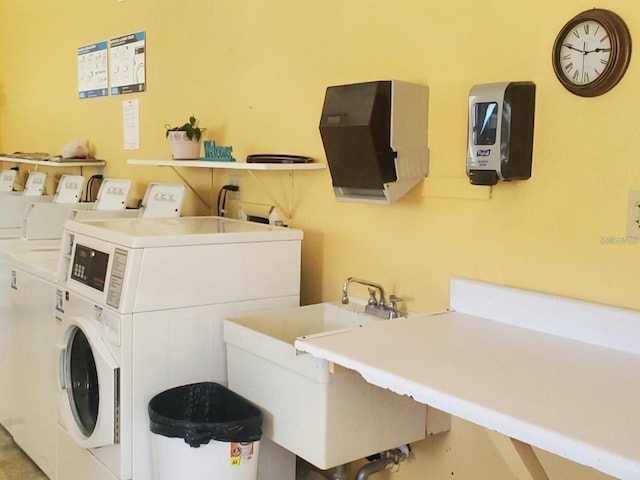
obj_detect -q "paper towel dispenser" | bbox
[319,80,429,205]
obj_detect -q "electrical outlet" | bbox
[228,175,242,200]
[626,191,640,238]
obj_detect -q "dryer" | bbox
[55,216,302,480]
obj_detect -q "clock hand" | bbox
[584,47,611,54]
[563,43,586,54]
[581,42,586,81]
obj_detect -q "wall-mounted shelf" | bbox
[127,159,324,171]
[0,155,105,168]
[127,159,326,221]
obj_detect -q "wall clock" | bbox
[552,8,632,97]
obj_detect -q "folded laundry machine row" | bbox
[54,215,303,480]
[0,180,187,479]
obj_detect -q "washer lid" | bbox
[63,215,303,248]
[0,238,61,261]
[11,250,59,282]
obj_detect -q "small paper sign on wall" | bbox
[123,99,140,150]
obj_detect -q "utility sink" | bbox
[223,302,429,470]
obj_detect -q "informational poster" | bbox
[110,31,146,95]
[77,41,108,99]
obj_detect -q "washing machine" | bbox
[8,250,61,478]
[54,215,302,480]
[0,171,51,237]
[0,173,87,436]
[0,178,135,479]
[0,173,94,327]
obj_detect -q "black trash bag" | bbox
[148,382,263,448]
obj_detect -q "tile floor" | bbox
[0,424,332,480]
[0,426,47,480]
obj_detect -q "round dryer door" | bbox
[58,316,120,449]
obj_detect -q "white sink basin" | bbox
[223,302,428,469]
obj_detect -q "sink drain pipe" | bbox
[332,464,348,480]
[355,445,411,480]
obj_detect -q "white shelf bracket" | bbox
[167,166,213,211]
[246,170,296,223]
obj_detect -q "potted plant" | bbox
[165,115,206,159]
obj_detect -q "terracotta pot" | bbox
[168,131,202,160]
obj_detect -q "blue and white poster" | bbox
[109,31,146,95]
[77,41,108,99]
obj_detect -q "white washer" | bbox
[0,178,135,477]
[9,251,60,478]
[0,172,85,235]
[0,236,60,436]
[55,216,302,480]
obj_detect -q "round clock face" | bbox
[557,20,611,86]
[552,9,631,97]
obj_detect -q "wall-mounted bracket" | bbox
[127,159,325,221]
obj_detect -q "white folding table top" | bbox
[295,278,640,480]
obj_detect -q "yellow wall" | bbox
[1,1,635,478]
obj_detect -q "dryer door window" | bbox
[67,327,99,437]
[58,315,119,449]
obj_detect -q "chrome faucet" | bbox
[342,277,387,306]
[341,277,404,319]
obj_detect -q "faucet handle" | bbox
[389,294,403,308]
[367,288,379,306]
[388,295,405,319]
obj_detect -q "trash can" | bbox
[148,382,263,480]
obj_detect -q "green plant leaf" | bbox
[165,115,205,141]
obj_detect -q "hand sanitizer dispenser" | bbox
[319,80,429,205]
[466,81,536,186]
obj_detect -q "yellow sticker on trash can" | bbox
[230,442,255,466]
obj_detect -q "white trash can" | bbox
[149,382,262,480]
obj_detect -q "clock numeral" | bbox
[594,25,600,36]
[564,62,574,72]
[562,54,572,60]
[584,24,590,35]
[600,34,609,43]
[572,70,580,82]
[572,29,580,39]
[583,71,590,83]
[600,58,608,66]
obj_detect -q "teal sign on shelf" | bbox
[203,141,235,162]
